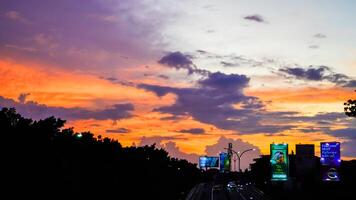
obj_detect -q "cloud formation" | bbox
[178,128,205,134]
[280,66,328,81]
[140,71,295,134]
[139,135,260,170]
[279,65,356,87]
[205,136,261,170]
[0,94,134,121]
[244,15,265,23]
[325,128,356,157]
[106,128,131,133]
[158,51,210,75]
[0,0,174,72]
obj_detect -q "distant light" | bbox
[337,159,341,163]
[76,133,83,138]
[252,148,256,151]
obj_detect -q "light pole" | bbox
[231,148,256,172]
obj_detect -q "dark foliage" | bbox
[0,107,202,199]
[344,90,356,117]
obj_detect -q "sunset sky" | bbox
[1,0,355,170]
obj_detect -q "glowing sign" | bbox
[199,156,219,169]
[270,143,288,181]
[219,153,227,172]
[219,153,231,172]
[320,142,341,181]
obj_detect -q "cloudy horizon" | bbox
[1,0,355,169]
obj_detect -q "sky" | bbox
[0,0,355,170]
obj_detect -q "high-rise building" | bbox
[295,144,316,180]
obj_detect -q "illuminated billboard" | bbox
[270,143,288,181]
[320,142,341,181]
[199,156,219,169]
[219,153,231,172]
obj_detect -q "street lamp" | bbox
[231,148,256,172]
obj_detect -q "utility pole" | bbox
[231,148,256,172]
[228,143,233,172]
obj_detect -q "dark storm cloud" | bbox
[244,15,265,23]
[106,128,131,133]
[279,65,356,88]
[159,51,193,69]
[139,72,296,134]
[158,51,210,75]
[0,94,134,121]
[279,66,328,81]
[198,72,249,90]
[178,128,205,134]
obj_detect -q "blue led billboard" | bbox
[219,153,226,172]
[219,153,231,172]
[320,142,341,181]
[199,156,219,169]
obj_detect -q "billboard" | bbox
[219,153,231,172]
[270,143,288,181]
[320,142,341,181]
[199,156,219,169]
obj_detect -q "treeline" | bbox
[0,107,203,199]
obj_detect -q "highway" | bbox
[186,181,270,200]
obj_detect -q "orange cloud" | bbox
[246,87,355,114]
[0,59,175,111]
[247,87,355,103]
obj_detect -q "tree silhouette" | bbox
[344,90,356,117]
[0,107,203,199]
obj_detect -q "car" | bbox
[227,181,237,191]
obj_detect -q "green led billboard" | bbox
[270,143,288,181]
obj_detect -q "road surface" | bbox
[185,182,270,200]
